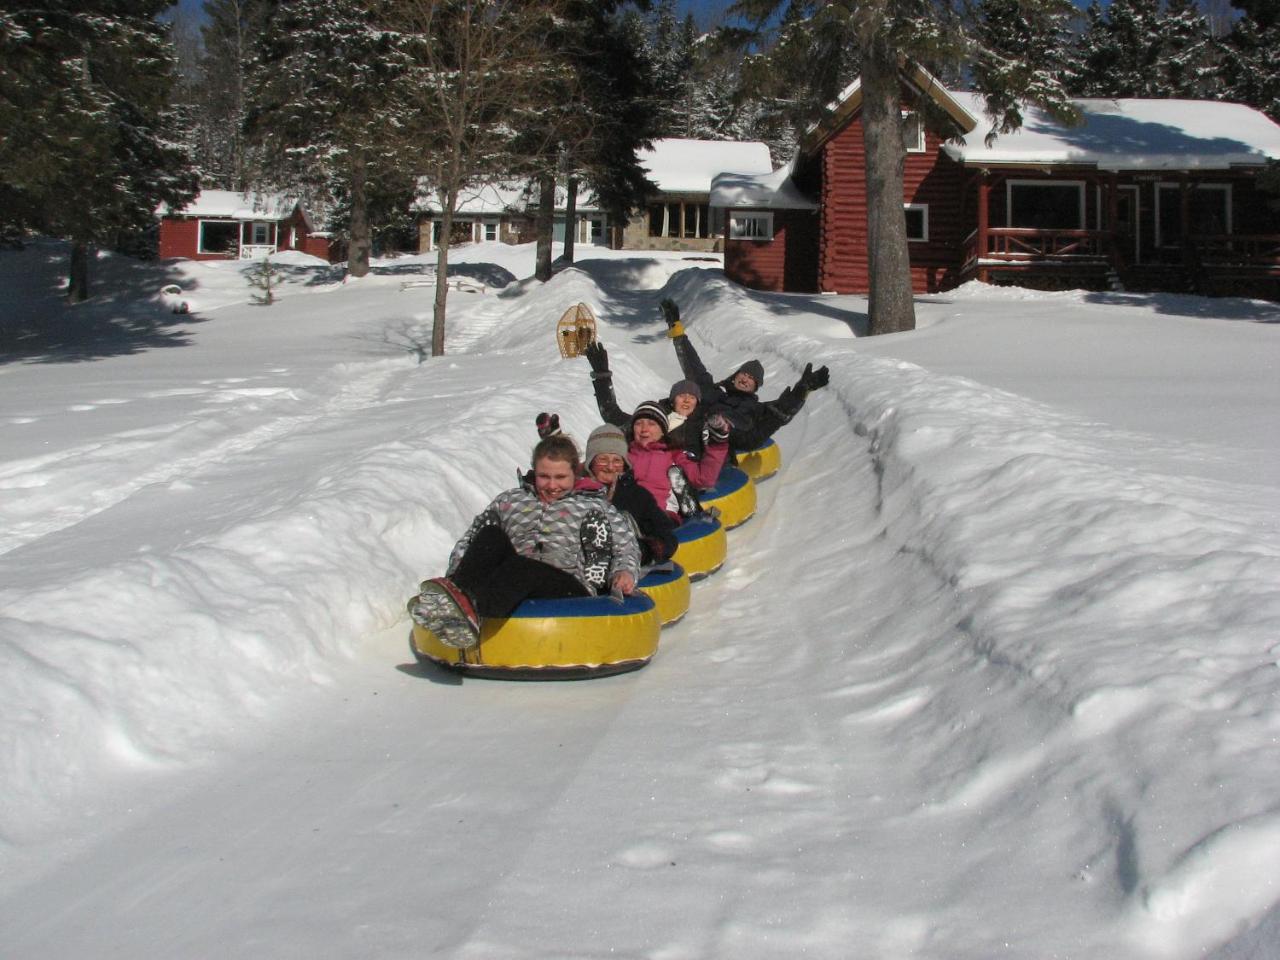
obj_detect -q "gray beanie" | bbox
[668,379,702,403]
[585,424,630,468]
[733,359,765,389]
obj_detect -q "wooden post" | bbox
[1107,173,1120,266]
[977,172,990,283]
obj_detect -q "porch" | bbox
[956,171,1280,297]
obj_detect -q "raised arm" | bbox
[662,298,716,396]
[583,341,629,428]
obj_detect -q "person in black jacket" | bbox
[583,340,710,461]
[660,297,830,455]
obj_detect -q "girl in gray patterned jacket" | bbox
[411,435,641,648]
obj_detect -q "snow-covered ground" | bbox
[1,238,1278,959]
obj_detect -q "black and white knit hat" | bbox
[630,400,669,434]
[585,424,630,467]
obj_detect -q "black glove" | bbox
[584,340,610,379]
[536,412,561,439]
[798,363,830,392]
[705,412,731,443]
[660,298,684,337]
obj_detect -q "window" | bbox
[248,221,274,246]
[904,204,928,242]
[729,212,773,240]
[483,221,498,242]
[647,201,711,238]
[902,111,925,153]
[1007,181,1085,230]
[1156,183,1231,247]
[198,220,239,255]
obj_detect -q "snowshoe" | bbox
[579,509,613,593]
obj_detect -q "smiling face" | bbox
[671,392,698,416]
[533,455,577,503]
[590,453,626,486]
[732,371,758,393]
[632,417,664,445]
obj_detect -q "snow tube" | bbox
[672,515,727,580]
[699,466,756,529]
[736,438,781,481]
[410,593,660,680]
[638,562,691,626]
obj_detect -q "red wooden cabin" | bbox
[158,191,334,262]
[717,67,1280,299]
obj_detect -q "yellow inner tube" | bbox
[700,466,756,529]
[411,593,659,678]
[638,563,692,626]
[737,438,781,481]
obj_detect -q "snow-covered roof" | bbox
[710,158,817,210]
[943,93,1280,170]
[638,138,774,194]
[413,181,601,215]
[159,190,302,221]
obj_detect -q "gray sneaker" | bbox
[409,579,481,649]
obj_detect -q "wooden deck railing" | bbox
[1191,234,1280,268]
[982,228,1109,261]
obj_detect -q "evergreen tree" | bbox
[191,0,273,191]
[0,0,198,301]
[1068,0,1218,99]
[975,0,1076,132]
[247,0,414,278]
[1220,0,1280,120]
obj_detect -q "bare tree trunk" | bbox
[347,153,372,278]
[431,188,455,356]
[534,173,555,282]
[860,34,915,335]
[67,240,90,303]
[562,175,578,265]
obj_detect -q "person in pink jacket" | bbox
[626,400,730,520]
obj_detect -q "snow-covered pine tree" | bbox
[1068,0,1217,99]
[1219,0,1280,121]
[247,253,279,304]
[974,0,1076,134]
[190,0,273,191]
[0,0,198,301]
[247,0,414,278]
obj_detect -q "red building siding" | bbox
[724,210,819,292]
[818,114,968,294]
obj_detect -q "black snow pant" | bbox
[449,525,588,619]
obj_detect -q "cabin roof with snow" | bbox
[710,158,817,210]
[638,138,774,194]
[158,190,306,223]
[412,181,602,216]
[941,93,1280,171]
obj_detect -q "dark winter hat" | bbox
[732,359,765,389]
[630,400,669,434]
[585,424,630,468]
[668,379,702,403]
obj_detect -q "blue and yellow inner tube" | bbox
[638,562,691,626]
[699,466,756,529]
[672,515,727,580]
[736,438,781,481]
[410,593,659,679]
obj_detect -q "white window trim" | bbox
[902,111,925,153]
[904,203,929,242]
[728,211,774,241]
[197,218,240,255]
[1155,182,1232,248]
[1006,179,1086,230]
